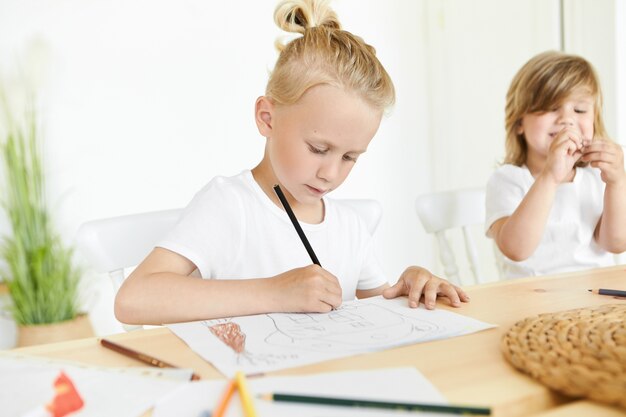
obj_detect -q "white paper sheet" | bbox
[0,352,188,417]
[168,296,496,376]
[153,367,459,417]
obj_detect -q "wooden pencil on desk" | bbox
[100,338,200,380]
[588,288,626,297]
[259,392,491,415]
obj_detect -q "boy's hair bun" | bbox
[274,0,340,41]
[267,0,395,110]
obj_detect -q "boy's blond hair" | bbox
[504,51,608,167]
[267,0,395,111]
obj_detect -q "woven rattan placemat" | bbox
[501,304,626,409]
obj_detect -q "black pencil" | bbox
[273,184,321,266]
[259,392,491,415]
[588,288,626,297]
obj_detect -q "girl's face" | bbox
[259,84,382,206]
[518,90,595,162]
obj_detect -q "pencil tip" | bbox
[587,289,592,292]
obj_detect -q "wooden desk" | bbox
[14,266,626,417]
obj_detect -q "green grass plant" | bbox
[1,99,80,325]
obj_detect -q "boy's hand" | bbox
[580,139,626,185]
[544,127,585,184]
[271,264,342,313]
[382,266,469,309]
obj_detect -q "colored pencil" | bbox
[100,338,200,380]
[213,379,236,417]
[259,392,491,415]
[273,184,321,266]
[588,288,626,297]
[235,371,258,417]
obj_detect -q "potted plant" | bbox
[0,93,93,347]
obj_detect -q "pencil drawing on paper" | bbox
[206,320,299,367]
[203,301,445,367]
[169,297,496,376]
[206,302,442,356]
[264,302,443,352]
[208,322,246,353]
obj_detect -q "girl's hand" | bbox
[580,139,626,185]
[271,264,343,313]
[543,127,585,184]
[382,266,469,309]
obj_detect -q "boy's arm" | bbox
[114,248,342,325]
[490,130,584,261]
[584,141,626,252]
[489,173,558,261]
[595,180,626,252]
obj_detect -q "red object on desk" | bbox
[45,372,84,417]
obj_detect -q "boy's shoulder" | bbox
[486,164,535,195]
[189,170,256,211]
[488,163,528,181]
[492,163,528,176]
[195,170,252,196]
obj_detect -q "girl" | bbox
[115,0,468,325]
[486,51,626,278]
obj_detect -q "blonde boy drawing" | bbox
[115,0,468,325]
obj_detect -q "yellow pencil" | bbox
[235,371,257,417]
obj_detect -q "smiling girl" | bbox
[486,51,626,278]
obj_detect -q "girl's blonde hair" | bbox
[504,51,608,166]
[267,0,395,111]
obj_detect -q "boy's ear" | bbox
[255,96,274,137]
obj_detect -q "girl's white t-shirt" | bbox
[158,170,387,299]
[485,164,614,279]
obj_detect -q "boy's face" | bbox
[518,90,595,160]
[263,84,382,206]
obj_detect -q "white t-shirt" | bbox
[158,170,387,299]
[485,164,614,279]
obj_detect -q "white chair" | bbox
[415,188,486,286]
[76,208,182,331]
[76,199,381,330]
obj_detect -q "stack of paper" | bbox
[153,367,456,417]
[0,352,189,417]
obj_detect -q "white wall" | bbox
[0,0,623,345]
